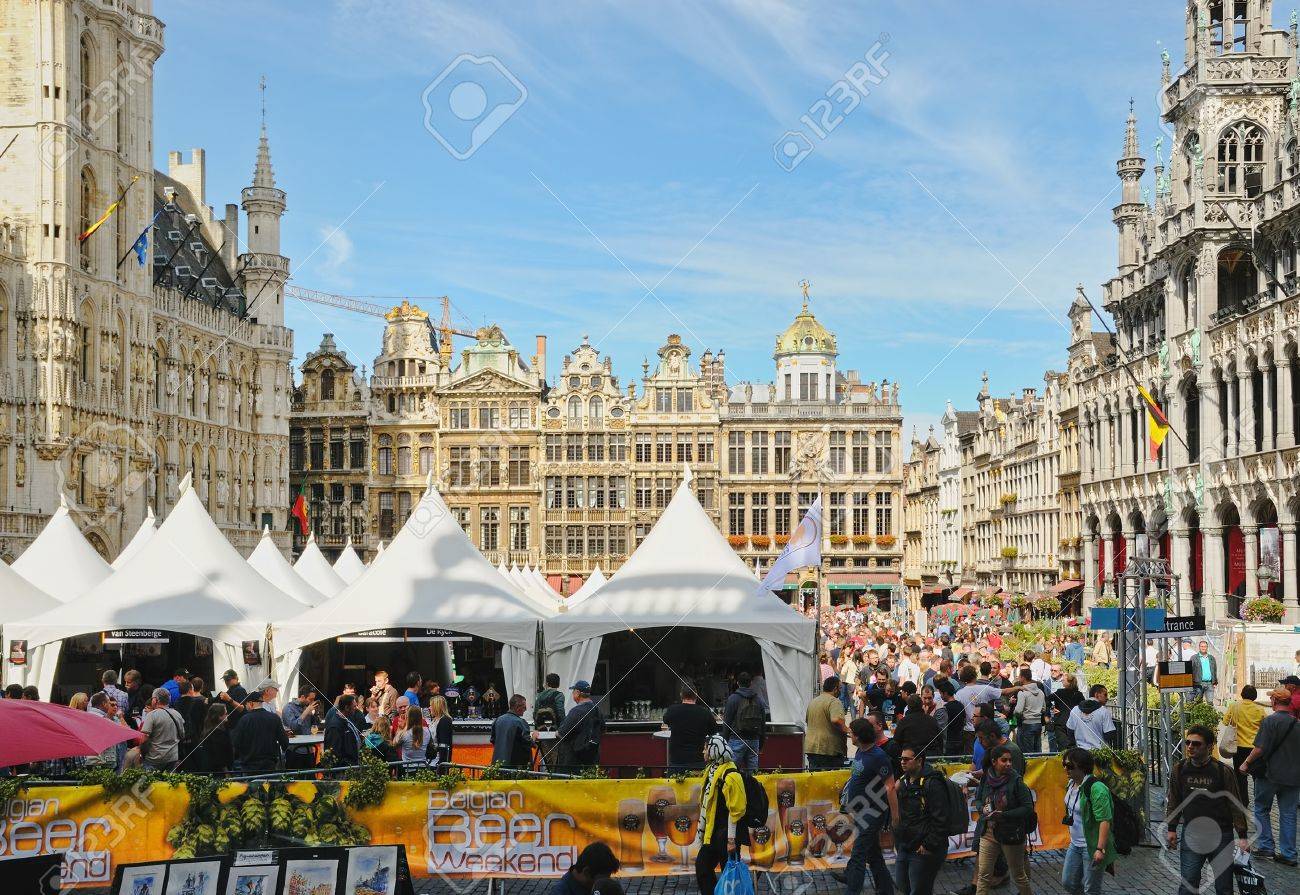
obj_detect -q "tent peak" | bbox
[58,492,69,510]
[683,462,694,485]
[307,531,316,544]
[178,471,193,493]
[145,505,155,522]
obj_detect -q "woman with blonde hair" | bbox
[427,695,454,766]
[68,692,90,711]
[392,704,428,767]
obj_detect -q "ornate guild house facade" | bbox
[291,298,904,597]
[0,1,292,561]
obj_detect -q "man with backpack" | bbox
[842,717,898,895]
[723,671,767,771]
[555,680,603,771]
[1060,747,1116,895]
[894,745,957,895]
[1166,724,1248,895]
[534,673,566,729]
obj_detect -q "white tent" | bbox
[272,482,546,700]
[566,566,607,606]
[248,528,325,606]
[333,539,367,585]
[0,561,60,622]
[294,533,347,598]
[528,566,562,602]
[542,479,815,725]
[11,495,112,602]
[112,507,157,569]
[5,477,310,698]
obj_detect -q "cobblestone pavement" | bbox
[409,844,1300,895]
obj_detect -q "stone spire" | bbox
[1114,101,1146,272]
[253,127,276,189]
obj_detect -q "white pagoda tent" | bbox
[542,477,815,725]
[565,565,607,606]
[331,538,367,586]
[112,507,157,569]
[11,495,112,602]
[248,528,325,606]
[0,561,60,623]
[294,533,347,598]
[272,481,547,699]
[5,477,310,697]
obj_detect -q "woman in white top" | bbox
[392,705,429,765]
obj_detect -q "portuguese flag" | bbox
[290,489,309,536]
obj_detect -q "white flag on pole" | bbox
[757,497,822,595]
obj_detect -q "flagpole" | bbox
[117,208,163,269]
[78,175,139,243]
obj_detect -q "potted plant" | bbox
[851,534,874,546]
[829,534,849,546]
[1033,594,1062,616]
[980,593,1004,609]
[726,535,748,549]
[1000,546,1019,559]
[875,534,897,549]
[773,534,790,546]
[751,535,771,549]
[1241,597,1286,623]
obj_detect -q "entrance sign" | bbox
[1146,615,1206,639]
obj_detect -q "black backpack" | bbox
[725,768,770,828]
[733,694,765,738]
[919,771,970,837]
[1082,776,1138,855]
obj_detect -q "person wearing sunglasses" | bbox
[1060,748,1115,895]
[1166,725,1248,895]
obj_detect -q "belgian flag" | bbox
[1137,385,1170,460]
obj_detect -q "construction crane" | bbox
[285,284,477,359]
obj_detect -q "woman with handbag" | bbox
[1221,685,1266,801]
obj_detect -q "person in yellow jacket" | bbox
[1222,684,1268,800]
[696,733,749,895]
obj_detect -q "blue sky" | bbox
[154,0,1185,443]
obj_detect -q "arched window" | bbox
[588,395,603,422]
[377,434,392,476]
[320,370,334,400]
[116,47,127,155]
[1283,233,1297,281]
[1209,2,1249,55]
[1183,376,1201,462]
[1287,139,1299,181]
[1217,246,1257,315]
[78,299,95,384]
[567,395,582,421]
[79,33,94,131]
[1217,121,1265,197]
[79,166,96,272]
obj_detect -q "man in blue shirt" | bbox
[161,668,188,704]
[1191,640,1218,703]
[842,717,898,895]
[1062,634,1086,666]
[402,671,423,708]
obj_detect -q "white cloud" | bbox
[316,225,354,281]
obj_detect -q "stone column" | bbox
[1083,533,1098,609]
[1243,525,1260,602]
[1278,358,1295,450]
[1198,369,1219,461]
[1202,527,1227,624]
[1238,369,1254,455]
[1171,526,1193,616]
[1170,385,1188,468]
[1262,364,1276,452]
[1224,373,1238,456]
[1281,522,1299,624]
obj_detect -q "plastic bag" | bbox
[1233,852,1269,895]
[1217,723,1237,758]
[717,854,756,895]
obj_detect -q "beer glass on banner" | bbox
[775,778,796,829]
[616,798,646,871]
[749,809,779,868]
[807,799,833,860]
[646,785,676,863]
[666,803,700,869]
[784,806,808,865]
[825,810,855,860]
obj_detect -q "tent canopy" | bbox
[12,496,112,602]
[333,540,366,585]
[112,507,156,569]
[566,566,607,606]
[248,529,324,606]
[543,482,814,652]
[274,484,548,654]
[0,561,61,621]
[7,482,310,650]
[294,533,347,598]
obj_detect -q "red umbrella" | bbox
[0,699,143,767]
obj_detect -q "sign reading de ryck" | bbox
[338,628,471,643]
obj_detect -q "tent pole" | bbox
[813,564,823,695]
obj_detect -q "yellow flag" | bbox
[1137,385,1169,460]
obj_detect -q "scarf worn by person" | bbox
[697,734,734,844]
[985,770,1011,813]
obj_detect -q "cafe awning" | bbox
[1051,579,1084,593]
